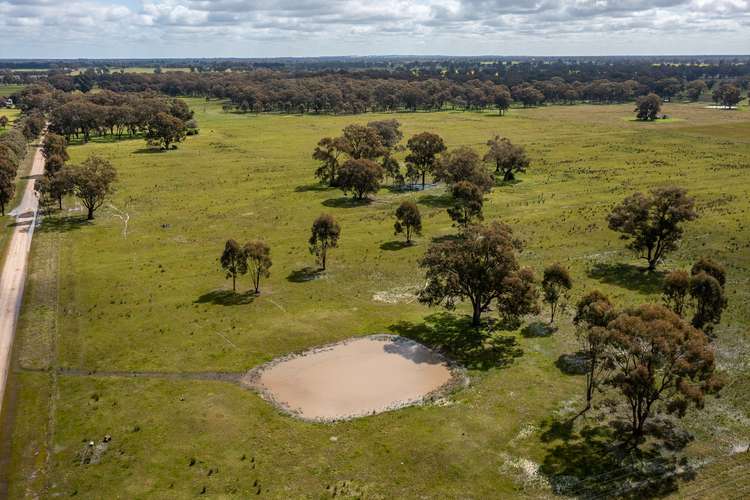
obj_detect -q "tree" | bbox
[573,290,617,414]
[418,221,521,327]
[662,270,690,316]
[340,124,384,160]
[689,271,727,335]
[712,83,742,108]
[497,267,540,328]
[691,257,726,287]
[483,136,530,182]
[607,186,697,271]
[44,154,65,177]
[337,159,384,200]
[34,175,56,214]
[220,239,247,292]
[634,93,662,121]
[244,240,272,294]
[69,155,117,220]
[405,132,446,189]
[22,113,45,140]
[447,181,484,228]
[146,112,186,149]
[41,133,69,162]
[494,87,512,115]
[685,80,708,101]
[312,136,346,186]
[0,116,8,129]
[394,201,422,244]
[542,263,573,323]
[435,146,494,193]
[309,214,340,270]
[604,304,721,445]
[367,119,403,149]
[0,168,14,216]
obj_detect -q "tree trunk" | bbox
[471,302,482,328]
[232,274,236,292]
[503,169,514,182]
[421,171,426,190]
[87,207,94,220]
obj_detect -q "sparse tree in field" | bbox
[34,175,56,214]
[405,132,446,189]
[244,240,272,294]
[68,155,117,220]
[542,263,573,323]
[312,136,346,186]
[689,271,727,336]
[483,136,530,182]
[573,290,617,414]
[146,112,186,149]
[494,86,512,115]
[634,93,662,121]
[419,221,521,327]
[497,267,540,328]
[712,83,742,108]
[309,214,340,270]
[604,304,721,445]
[220,239,247,292]
[435,146,494,193]
[340,124,384,160]
[48,168,75,210]
[685,80,708,101]
[41,133,69,162]
[607,186,697,271]
[0,168,15,216]
[394,200,422,244]
[0,116,9,129]
[662,269,690,316]
[447,181,484,228]
[337,159,384,200]
[691,257,726,287]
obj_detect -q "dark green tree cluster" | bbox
[220,239,273,293]
[0,117,35,215]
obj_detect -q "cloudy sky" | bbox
[1,0,748,58]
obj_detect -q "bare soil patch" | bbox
[242,335,466,422]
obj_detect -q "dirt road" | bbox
[0,144,44,412]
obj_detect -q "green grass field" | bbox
[0,85,25,97]
[3,100,750,498]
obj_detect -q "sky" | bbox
[0,0,748,59]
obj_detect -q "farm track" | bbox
[0,144,44,415]
[17,366,243,383]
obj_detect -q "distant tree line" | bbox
[9,66,743,116]
[11,85,198,149]
[0,113,44,215]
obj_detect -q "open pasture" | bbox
[3,100,750,498]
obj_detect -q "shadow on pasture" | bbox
[133,148,166,155]
[495,178,522,188]
[555,352,589,375]
[417,193,452,208]
[539,417,694,498]
[195,289,256,306]
[322,196,371,208]
[379,240,412,251]
[382,341,444,365]
[520,320,556,338]
[294,183,333,193]
[286,266,323,283]
[387,312,523,370]
[37,215,87,233]
[587,262,666,294]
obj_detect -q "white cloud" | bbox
[0,0,748,57]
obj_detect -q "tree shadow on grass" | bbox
[195,289,256,306]
[322,197,371,208]
[388,312,523,370]
[37,215,87,233]
[587,262,666,294]
[286,266,323,283]
[294,183,333,193]
[417,193,452,208]
[132,148,166,155]
[520,320,556,338]
[539,418,694,498]
[380,240,412,251]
